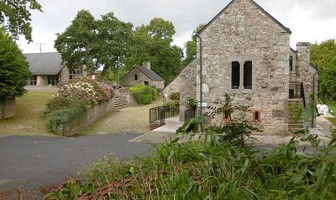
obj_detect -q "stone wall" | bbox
[0,98,16,119]
[51,98,116,136]
[196,0,291,134]
[163,73,181,101]
[120,68,164,89]
[180,59,197,121]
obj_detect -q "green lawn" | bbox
[0,90,56,135]
[326,100,336,125]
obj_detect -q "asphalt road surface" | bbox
[0,133,153,199]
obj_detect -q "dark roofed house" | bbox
[120,62,165,89]
[25,52,86,87]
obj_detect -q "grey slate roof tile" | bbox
[24,52,63,75]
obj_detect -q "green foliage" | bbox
[44,97,87,136]
[185,97,197,109]
[163,100,179,111]
[129,84,154,105]
[311,39,336,101]
[46,134,336,199]
[183,24,206,66]
[54,10,133,80]
[0,28,30,103]
[169,91,180,100]
[0,0,42,41]
[124,18,183,84]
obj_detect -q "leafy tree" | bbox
[183,24,205,66]
[125,18,183,84]
[55,10,132,80]
[54,10,97,73]
[0,0,42,42]
[93,12,132,79]
[311,39,336,101]
[0,28,30,103]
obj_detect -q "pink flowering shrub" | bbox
[57,77,114,106]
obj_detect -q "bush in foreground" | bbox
[45,132,336,199]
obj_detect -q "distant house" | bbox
[120,62,165,89]
[170,0,318,135]
[25,52,86,86]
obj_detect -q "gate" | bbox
[149,106,166,130]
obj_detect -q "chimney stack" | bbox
[143,62,151,70]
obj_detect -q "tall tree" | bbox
[0,0,42,42]
[311,39,336,101]
[183,24,206,66]
[0,27,30,103]
[93,12,133,79]
[125,18,183,84]
[54,10,96,73]
[55,10,132,80]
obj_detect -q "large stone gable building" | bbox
[175,0,317,135]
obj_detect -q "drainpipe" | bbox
[196,34,203,132]
[312,70,319,128]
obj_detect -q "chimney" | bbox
[143,62,151,70]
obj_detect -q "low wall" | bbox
[0,98,16,119]
[51,98,116,136]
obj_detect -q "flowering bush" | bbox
[57,77,114,106]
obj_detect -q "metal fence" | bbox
[149,106,180,130]
[185,108,196,121]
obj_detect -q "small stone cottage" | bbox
[171,0,318,135]
[25,52,86,87]
[120,62,165,90]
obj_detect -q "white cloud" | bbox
[17,0,336,53]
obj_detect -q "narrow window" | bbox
[289,56,293,71]
[289,89,294,99]
[134,75,138,80]
[244,61,252,89]
[253,111,261,122]
[231,61,240,89]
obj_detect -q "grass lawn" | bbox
[0,90,56,136]
[326,100,336,125]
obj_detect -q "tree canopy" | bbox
[125,18,183,84]
[55,10,133,80]
[183,24,206,66]
[311,39,336,101]
[0,28,30,103]
[0,0,42,42]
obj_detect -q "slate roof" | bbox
[24,52,63,75]
[137,66,164,81]
[198,0,292,35]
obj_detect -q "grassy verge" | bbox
[0,90,56,136]
[326,101,336,125]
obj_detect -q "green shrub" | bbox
[169,92,180,100]
[163,100,179,111]
[44,97,87,136]
[185,97,197,109]
[45,106,87,136]
[129,84,154,105]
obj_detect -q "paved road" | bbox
[0,133,153,198]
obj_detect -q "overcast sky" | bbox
[17,0,336,54]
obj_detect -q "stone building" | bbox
[120,62,165,89]
[176,0,318,134]
[25,52,86,87]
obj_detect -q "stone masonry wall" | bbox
[163,73,181,101]
[180,59,197,121]
[120,68,164,89]
[197,0,291,134]
[0,98,16,119]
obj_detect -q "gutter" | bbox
[196,34,203,132]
